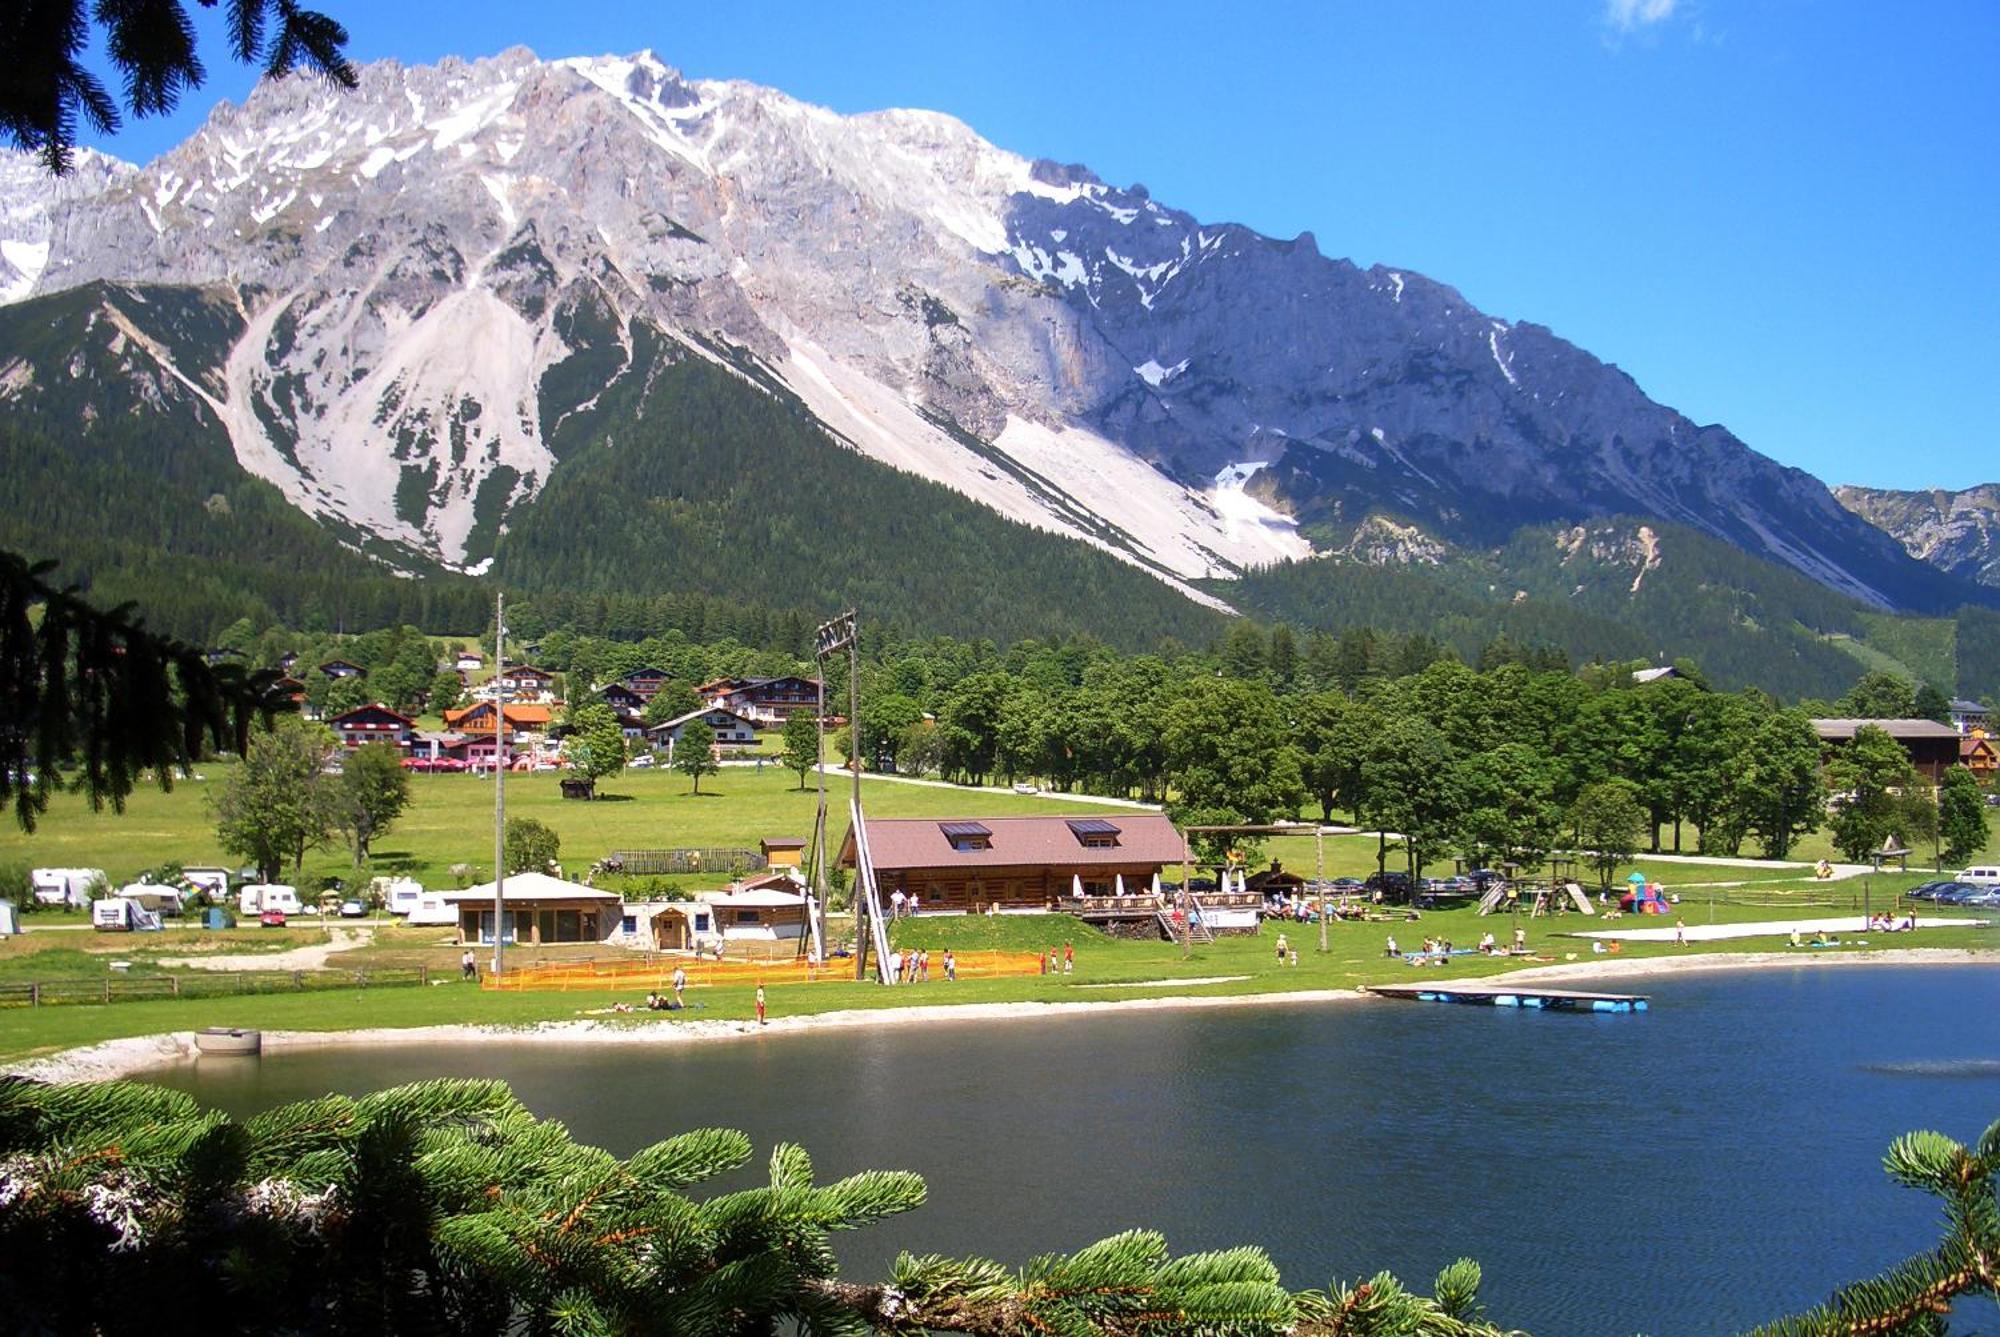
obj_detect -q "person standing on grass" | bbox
[755,985,767,1026]
[1275,931,1289,965]
[672,964,687,1009]
[1513,925,1526,953]
[461,949,477,981]
[1063,942,1074,974]
[1675,917,1687,947]
[944,949,956,981]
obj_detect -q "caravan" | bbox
[180,867,231,902]
[119,884,186,918]
[31,868,105,908]
[374,877,425,916]
[405,891,455,926]
[92,897,162,932]
[237,884,302,916]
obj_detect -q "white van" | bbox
[1955,866,2000,888]
[238,883,302,915]
[31,868,105,908]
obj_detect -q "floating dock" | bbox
[1365,982,1648,1013]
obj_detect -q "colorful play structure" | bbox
[1619,872,1671,914]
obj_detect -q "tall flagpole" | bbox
[492,591,507,978]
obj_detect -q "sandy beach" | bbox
[8,947,1992,1086]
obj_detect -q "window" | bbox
[940,821,992,852]
[1066,818,1121,848]
[734,909,760,924]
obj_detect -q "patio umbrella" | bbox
[1115,873,1126,896]
[1072,873,1084,898]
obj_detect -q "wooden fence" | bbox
[0,966,434,1008]
[604,848,763,876]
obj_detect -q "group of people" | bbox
[1040,943,1074,975]
[1386,925,1528,965]
[642,966,691,1011]
[1272,932,1300,966]
[888,948,953,981]
[887,890,922,919]
[1864,911,1919,933]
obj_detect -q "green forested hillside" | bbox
[1229,517,1988,701]
[492,329,1226,650]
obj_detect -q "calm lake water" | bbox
[150,964,2000,1336]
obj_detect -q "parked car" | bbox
[339,899,367,918]
[1932,883,1983,905]
[1957,888,2000,909]
[259,909,288,927]
[629,754,656,768]
[1907,880,1957,900]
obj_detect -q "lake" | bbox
[149,964,2000,1335]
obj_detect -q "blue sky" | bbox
[80,0,1998,490]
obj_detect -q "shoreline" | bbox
[8,948,1994,1086]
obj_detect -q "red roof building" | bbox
[837,813,1187,912]
[327,704,415,750]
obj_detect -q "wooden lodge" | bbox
[1810,718,1965,782]
[622,667,671,700]
[700,675,822,724]
[317,658,366,680]
[1964,733,1998,781]
[444,873,622,946]
[327,704,415,750]
[445,701,555,735]
[837,813,1189,913]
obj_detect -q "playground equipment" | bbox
[1620,873,1671,914]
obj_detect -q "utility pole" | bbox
[491,591,507,978]
[1316,825,1329,954]
[848,617,865,982]
[811,670,829,963]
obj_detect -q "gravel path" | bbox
[157,924,377,971]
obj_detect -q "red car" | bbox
[259,909,288,928]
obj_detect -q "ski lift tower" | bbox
[809,610,894,983]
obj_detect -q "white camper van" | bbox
[1955,865,2000,888]
[31,867,105,908]
[405,891,455,926]
[238,884,303,916]
[92,897,162,932]
[375,877,425,916]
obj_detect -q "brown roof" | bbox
[839,813,1186,871]
[1810,718,1961,741]
[445,703,554,729]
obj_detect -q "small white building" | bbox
[444,872,622,945]
[648,706,760,751]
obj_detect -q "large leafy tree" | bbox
[1735,709,1827,860]
[1570,778,1648,891]
[1825,724,1916,863]
[503,816,560,875]
[674,719,719,795]
[4,0,356,172]
[1162,676,1305,856]
[781,711,820,790]
[1939,765,1990,866]
[209,715,337,881]
[560,701,627,789]
[326,740,410,866]
[1356,716,1458,882]
[1452,743,1560,873]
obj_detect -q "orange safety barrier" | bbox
[481,949,1046,992]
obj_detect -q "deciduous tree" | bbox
[1570,778,1647,891]
[674,719,719,795]
[560,701,627,789]
[503,816,560,875]
[1939,765,1990,866]
[210,716,336,881]
[327,740,410,866]
[781,711,820,790]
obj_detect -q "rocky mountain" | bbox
[1835,484,2000,590]
[0,46,1988,627]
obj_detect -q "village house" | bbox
[1810,718,1965,783]
[445,873,623,946]
[454,650,485,674]
[492,664,559,699]
[838,813,1189,913]
[317,658,367,680]
[621,667,671,700]
[1949,698,1992,735]
[648,705,760,749]
[699,675,822,724]
[1631,665,1682,685]
[638,875,812,955]
[445,701,555,735]
[327,704,415,750]
[599,682,647,727]
[1963,732,1998,782]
